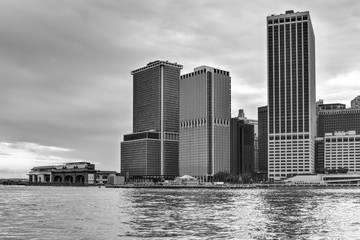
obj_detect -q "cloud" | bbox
[318,70,360,106]
[0,141,82,178]
[1,0,360,178]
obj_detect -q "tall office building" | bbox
[179,66,231,181]
[351,96,360,109]
[258,106,268,175]
[121,60,182,180]
[267,10,316,181]
[230,110,255,176]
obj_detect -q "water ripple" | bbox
[1,186,360,239]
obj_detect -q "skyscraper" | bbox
[258,106,268,175]
[230,110,255,176]
[179,66,231,181]
[267,10,316,181]
[121,60,182,180]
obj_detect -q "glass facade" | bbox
[121,61,182,178]
[179,66,231,180]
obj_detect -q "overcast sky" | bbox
[1,0,360,178]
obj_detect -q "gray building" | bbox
[121,60,182,180]
[179,66,231,181]
[267,10,316,181]
[351,96,360,109]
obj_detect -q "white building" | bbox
[179,66,231,181]
[324,131,360,172]
[267,11,316,181]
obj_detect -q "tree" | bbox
[315,168,326,174]
[226,174,239,183]
[337,167,348,174]
[213,171,230,182]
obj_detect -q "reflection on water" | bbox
[1,186,360,239]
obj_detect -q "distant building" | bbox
[258,106,268,175]
[324,131,360,172]
[317,103,346,111]
[28,162,116,185]
[230,110,255,176]
[247,118,259,172]
[351,95,360,109]
[317,108,360,137]
[96,171,117,185]
[179,66,231,181]
[315,137,325,171]
[121,60,182,180]
[267,10,316,181]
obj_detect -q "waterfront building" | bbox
[258,106,268,176]
[28,162,98,185]
[230,110,255,176]
[351,95,360,109]
[267,10,316,181]
[317,108,360,137]
[285,173,360,184]
[95,171,117,185]
[324,131,360,172]
[179,66,231,181]
[121,60,182,180]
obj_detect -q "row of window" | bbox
[325,138,360,142]
[180,118,229,128]
[269,135,310,140]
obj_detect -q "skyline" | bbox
[1,0,360,178]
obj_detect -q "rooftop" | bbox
[131,60,183,75]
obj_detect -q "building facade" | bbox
[121,61,182,180]
[179,66,231,181]
[317,103,346,111]
[324,131,360,172]
[267,10,316,181]
[315,137,325,170]
[351,96,360,109]
[317,108,360,138]
[230,116,255,176]
[28,162,101,185]
[258,106,268,175]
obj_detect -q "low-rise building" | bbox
[28,162,118,186]
[96,171,117,185]
[285,173,360,185]
[324,131,360,172]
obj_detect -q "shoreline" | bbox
[105,183,360,189]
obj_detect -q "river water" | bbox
[1,185,360,239]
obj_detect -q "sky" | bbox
[1,0,360,178]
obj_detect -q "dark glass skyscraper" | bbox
[317,108,360,137]
[230,117,255,176]
[267,10,316,181]
[121,61,182,179]
[258,106,268,174]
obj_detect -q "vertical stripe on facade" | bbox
[267,12,315,180]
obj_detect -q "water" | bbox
[1,186,360,239]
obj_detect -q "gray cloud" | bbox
[1,0,360,177]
